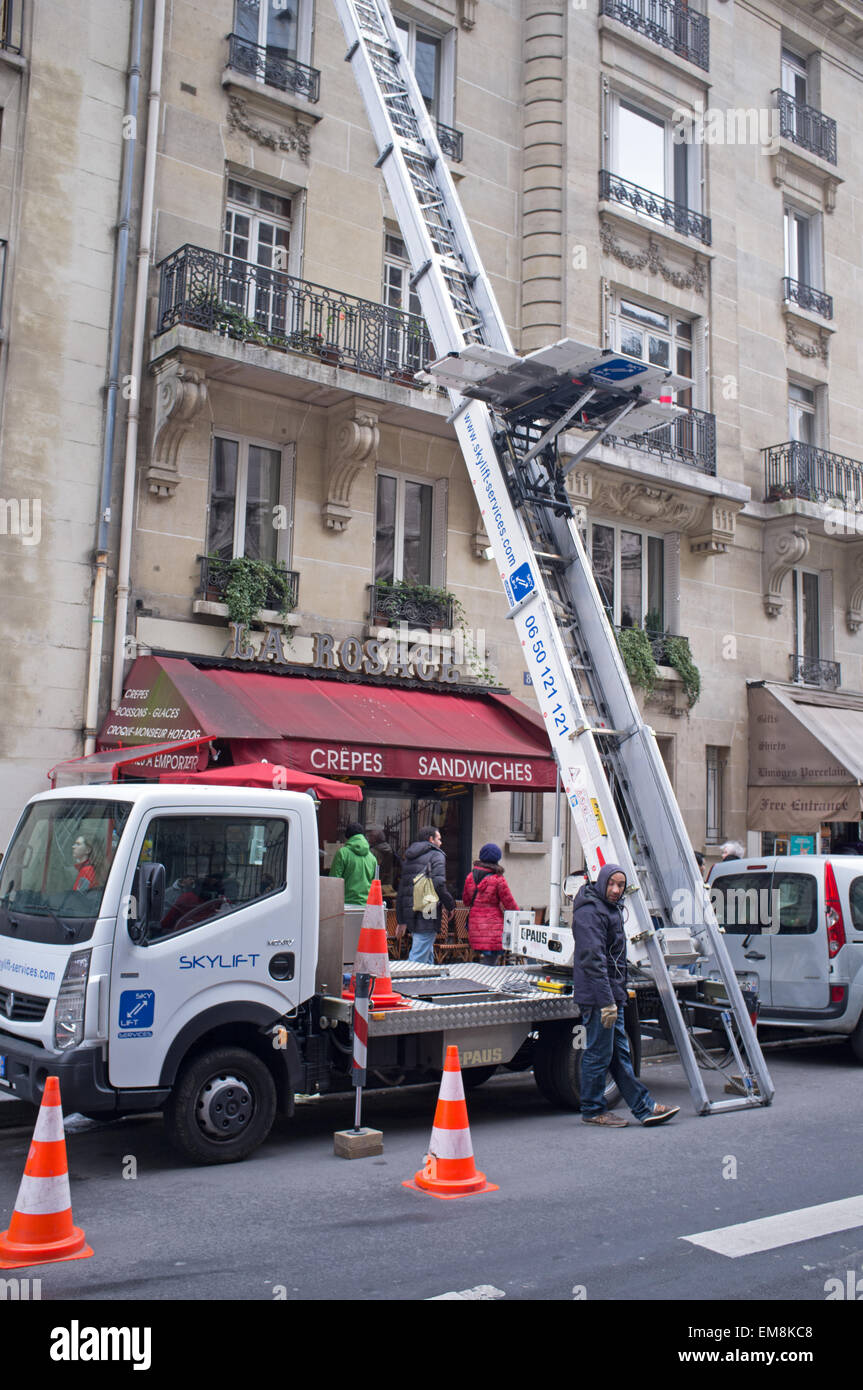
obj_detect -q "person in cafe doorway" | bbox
[395,826,455,963]
[572,862,679,1128]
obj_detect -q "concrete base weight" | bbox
[334,1127,384,1158]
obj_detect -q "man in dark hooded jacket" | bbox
[572,862,679,1127]
[395,826,455,963]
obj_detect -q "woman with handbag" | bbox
[463,843,518,966]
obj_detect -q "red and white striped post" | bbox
[351,971,373,1132]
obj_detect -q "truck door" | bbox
[709,869,774,1006]
[769,869,828,1011]
[109,809,300,1089]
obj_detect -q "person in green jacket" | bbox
[329,822,379,906]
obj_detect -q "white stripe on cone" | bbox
[429,1126,474,1160]
[355,950,389,975]
[438,1069,465,1102]
[14,1172,73,1216]
[32,1104,65,1144]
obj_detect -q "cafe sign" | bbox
[226,623,464,683]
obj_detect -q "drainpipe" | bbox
[111,0,166,709]
[83,0,145,754]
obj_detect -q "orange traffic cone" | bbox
[0,1076,93,1269]
[343,879,411,1010]
[403,1046,498,1199]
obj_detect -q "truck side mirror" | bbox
[129,863,166,945]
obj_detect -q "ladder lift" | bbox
[333,0,774,1113]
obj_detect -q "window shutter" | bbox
[276,442,296,568]
[664,532,681,634]
[430,477,448,588]
[819,568,834,662]
[693,315,708,410]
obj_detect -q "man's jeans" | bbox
[579,1006,655,1121]
[408,928,437,963]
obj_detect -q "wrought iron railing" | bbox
[226,33,320,102]
[616,626,692,666]
[763,441,863,506]
[790,654,840,690]
[599,170,711,245]
[783,276,833,320]
[157,245,436,385]
[600,0,709,70]
[772,89,837,165]
[369,581,454,628]
[608,406,716,475]
[200,555,300,613]
[0,0,22,53]
[436,121,464,162]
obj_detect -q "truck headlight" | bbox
[54,950,92,1051]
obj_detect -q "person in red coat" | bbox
[463,843,518,965]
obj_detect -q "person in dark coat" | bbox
[463,843,518,965]
[395,826,455,963]
[572,862,679,1128]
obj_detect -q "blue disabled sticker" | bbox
[119,989,155,1030]
[590,357,645,382]
[508,561,535,602]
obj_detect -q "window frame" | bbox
[791,567,821,666]
[234,0,315,69]
[587,518,666,631]
[609,291,701,409]
[705,745,727,844]
[207,432,295,567]
[607,90,701,214]
[393,12,455,126]
[373,468,446,587]
[784,203,821,291]
[510,790,543,842]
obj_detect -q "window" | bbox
[223,178,294,332]
[207,436,292,564]
[394,15,454,125]
[374,473,436,585]
[792,569,820,664]
[138,816,289,942]
[788,383,815,444]
[781,46,809,106]
[773,872,817,935]
[784,206,820,289]
[382,231,424,372]
[612,296,695,408]
[612,97,696,211]
[590,521,664,630]
[510,791,542,841]
[234,0,313,67]
[709,872,773,933]
[705,746,727,843]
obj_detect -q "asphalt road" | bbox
[1,1041,862,1307]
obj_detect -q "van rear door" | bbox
[709,868,774,1006]
[769,868,829,1011]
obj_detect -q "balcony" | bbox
[600,0,709,70]
[790,654,840,690]
[772,90,837,166]
[226,33,320,103]
[599,170,711,246]
[763,441,863,507]
[368,581,454,629]
[436,121,464,163]
[0,0,22,54]
[199,556,300,620]
[157,245,435,387]
[608,406,716,475]
[783,277,833,321]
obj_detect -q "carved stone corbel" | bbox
[689,502,741,555]
[458,0,478,27]
[846,546,863,633]
[322,401,380,531]
[763,525,809,618]
[564,468,593,508]
[147,362,209,498]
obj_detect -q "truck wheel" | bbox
[533,1025,621,1111]
[850,1020,863,1064]
[165,1047,277,1165]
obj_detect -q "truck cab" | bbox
[0,784,320,1162]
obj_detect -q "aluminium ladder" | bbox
[333,0,773,1113]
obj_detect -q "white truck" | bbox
[0,783,753,1164]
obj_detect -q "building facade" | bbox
[3,0,863,896]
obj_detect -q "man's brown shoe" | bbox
[581,1111,628,1127]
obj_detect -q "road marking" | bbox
[427,1285,506,1300]
[682,1196,863,1258]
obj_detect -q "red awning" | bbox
[49,737,215,787]
[100,657,556,790]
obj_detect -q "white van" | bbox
[705,855,863,1059]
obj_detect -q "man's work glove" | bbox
[600,1004,618,1029]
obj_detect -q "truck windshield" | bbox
[0,798,132,943]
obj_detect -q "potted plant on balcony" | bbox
[615,625,658,697]
[373,578,454,627]
[662,635,701,708]
[207,555,295,628]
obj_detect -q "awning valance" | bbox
[747,683,863,831]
